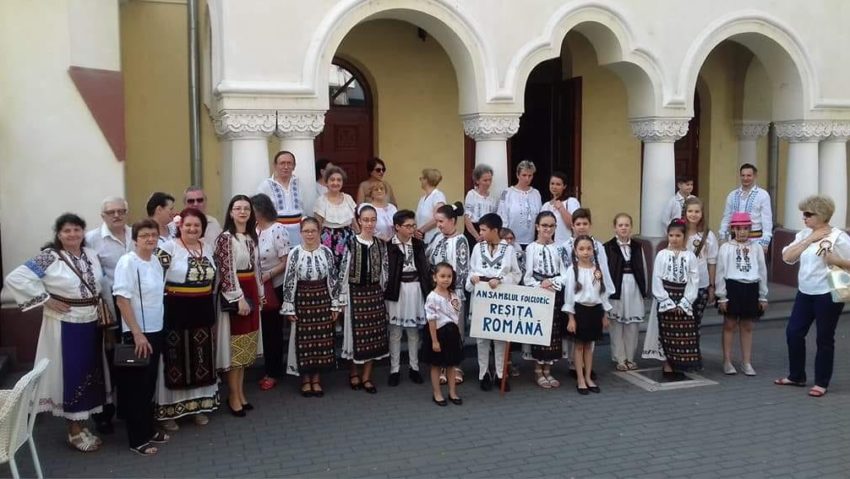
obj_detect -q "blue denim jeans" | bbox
[786,292,845,387]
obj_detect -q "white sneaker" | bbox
[723,362,737,375]
[741,363,756,376]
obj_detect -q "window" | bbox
[329,64,366,106]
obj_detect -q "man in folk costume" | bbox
[719,163,773,252]
[257,150,304,247]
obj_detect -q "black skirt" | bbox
[568,303,604,342]
[725,279,763,320]
[421,323,463,367]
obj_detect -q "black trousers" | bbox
[116,331,163,448]
[261,285,286,378]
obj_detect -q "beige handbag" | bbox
[817,233,850,303]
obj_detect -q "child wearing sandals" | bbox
[604,213,648,371]
[563,235,612,394]
[716,212,768,376]
[423,262,464,406]
[522,211,569,389]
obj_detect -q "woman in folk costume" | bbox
[522,211,569,389]
[497,160,542,249]
[463,164,497,247]
[642,219,701,378]
[425,202,470,385]
[603,213,648,371]
[4,213,110,452]
[214,195,264,417]
[155,208,220,431]
[716,212,768,376]
[314,165,358,273]
[283,217,343,397]
[683,196,718,327]
[339,204,390,394]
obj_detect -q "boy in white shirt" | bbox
[662,175,694,231]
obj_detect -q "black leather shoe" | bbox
[588,385,601,394]
[449,396,463,405]
[409,369,424,384]
[432,396,448,407]
[241,402,254,411]
[576,386,589,395]
[479,372,492,391]
[228,405,246,417]
[388,372,400,387]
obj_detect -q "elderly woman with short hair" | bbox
[314,165,358,271]
[776,195,850,398]
[497,160,542,249]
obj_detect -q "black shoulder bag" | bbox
[114,269,151,368]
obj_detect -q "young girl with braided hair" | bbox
[683,196,718,327]
[563,235,612,394]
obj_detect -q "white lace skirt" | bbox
[386,281,425,328]
[609,273,646,324]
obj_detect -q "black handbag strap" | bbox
[137,268,146,332]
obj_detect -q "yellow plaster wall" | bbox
[566,33,642,234]
[335,20,464,210]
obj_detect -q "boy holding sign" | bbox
[466,213,522,391]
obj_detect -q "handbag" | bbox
[53,249,116,328]
[817,231,850,304]
[262,280,280,312]
[221,295,254,314]
[114,269,151,368]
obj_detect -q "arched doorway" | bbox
[314,58,374,197]
[674,92,701,195]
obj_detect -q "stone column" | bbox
[818,121,850,228]
[735,120,770,167]
[630,118,689,238]
[214,109,275,207]
[775,120,831,230]
[462,113,521,198]
[276,111,326,216]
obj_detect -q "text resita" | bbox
[475,290,550,337]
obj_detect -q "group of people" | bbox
[4,152,848,456]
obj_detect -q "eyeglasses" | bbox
[400,223,417,229]
[137,232,158,239]
[373,167,385,173]
[186,198,205,204]
[803,211,816,218]
[103,209,127,216]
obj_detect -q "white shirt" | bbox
[662,192,692,231]
[497,186,542,245]
[562,265,613,313]
[559,237,615,294]
[464,189,497,223]
[85,224,132,319]
[257,223,291,287]
[540,197,581,243]
[685,231,718,289]
[416,189,447,245]
[375,204,398,242]
[719,185,773,247]
[523,242,569,291]
[652,249,699,315]
[257,175,303,218]
[112,252,165,333]
[313,193,356,229]
[783,227,850,295]
[716,240,768,302]
[424,291,460,329]
[465,241,522,292]
[426,233,470,294]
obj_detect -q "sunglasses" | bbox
[803,211,816,218]
[186,198,205,204]
[373,167,385,173]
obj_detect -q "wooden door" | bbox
[673,92,701,195]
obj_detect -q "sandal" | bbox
[774,377,806,387]
[535,373,552,389]
[81,428,103,446]
[149,431,170,444]
[349,374,362,390]
[808,386,827,398]
[129,442,158,456]
[439,369,447,385]
[311,380,325,398]
[615,363,629,372]
[160,419,179,432]
[259,376,277,391]
[301,382,314,397]
[194,413,209,426]
[454,367,464,384]
[545,374,560,388]
[68,432,100,453]
[362,379,377,394]
[626,361,639,370]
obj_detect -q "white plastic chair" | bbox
[0,359,48,479]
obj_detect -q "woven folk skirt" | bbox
[229,271,261,368]
[163,283,217,388]
[531,291,564,362]
[343,282,389,363]
[657,280,702,371]
[294,279,336,373]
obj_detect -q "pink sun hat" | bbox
[729,212,752,227]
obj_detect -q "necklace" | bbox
[179,239,203,260]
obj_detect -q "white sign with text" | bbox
[469,283,555,346]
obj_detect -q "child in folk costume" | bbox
[282,217,343,397]
[642,219,701,378]
[466,213,522,392]
[563,235,612,394]
[716,212,768,376]
[604,213,648,371]
[423,263,465,406]
[426,202,470,385]
[339,204,389,394]
[522,211,569,389]
[661,175,694,231]
[500,228,526,280]
[683,196,718,326]
[385,209,432,387]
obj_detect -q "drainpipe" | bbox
[188,0,202,187]
[767,122,779,225]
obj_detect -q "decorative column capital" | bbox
[214,109,276,140]
[734,120,770,140]
[462,113,520,140]
[275,111,326,139]
[826,120,850,142]
[774,120,832,143]
[629,117,689,143]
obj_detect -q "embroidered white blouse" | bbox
[424,291,461,329]
[313,193,356,229]
[465,241,522,292]
[715,240,768,302]
[159,239,216,286]
[257,175,303,218]
[523,242,569,291]
[497,186,542,245]
[464,189,497,223]
[257,223,291,287]
[685,230,718,289]
[783,227,850,295]
[540,197,581,243]
[279,245,342,314]
[562,265,613,313]
[426,233,470,294]
[652,249,699,316]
